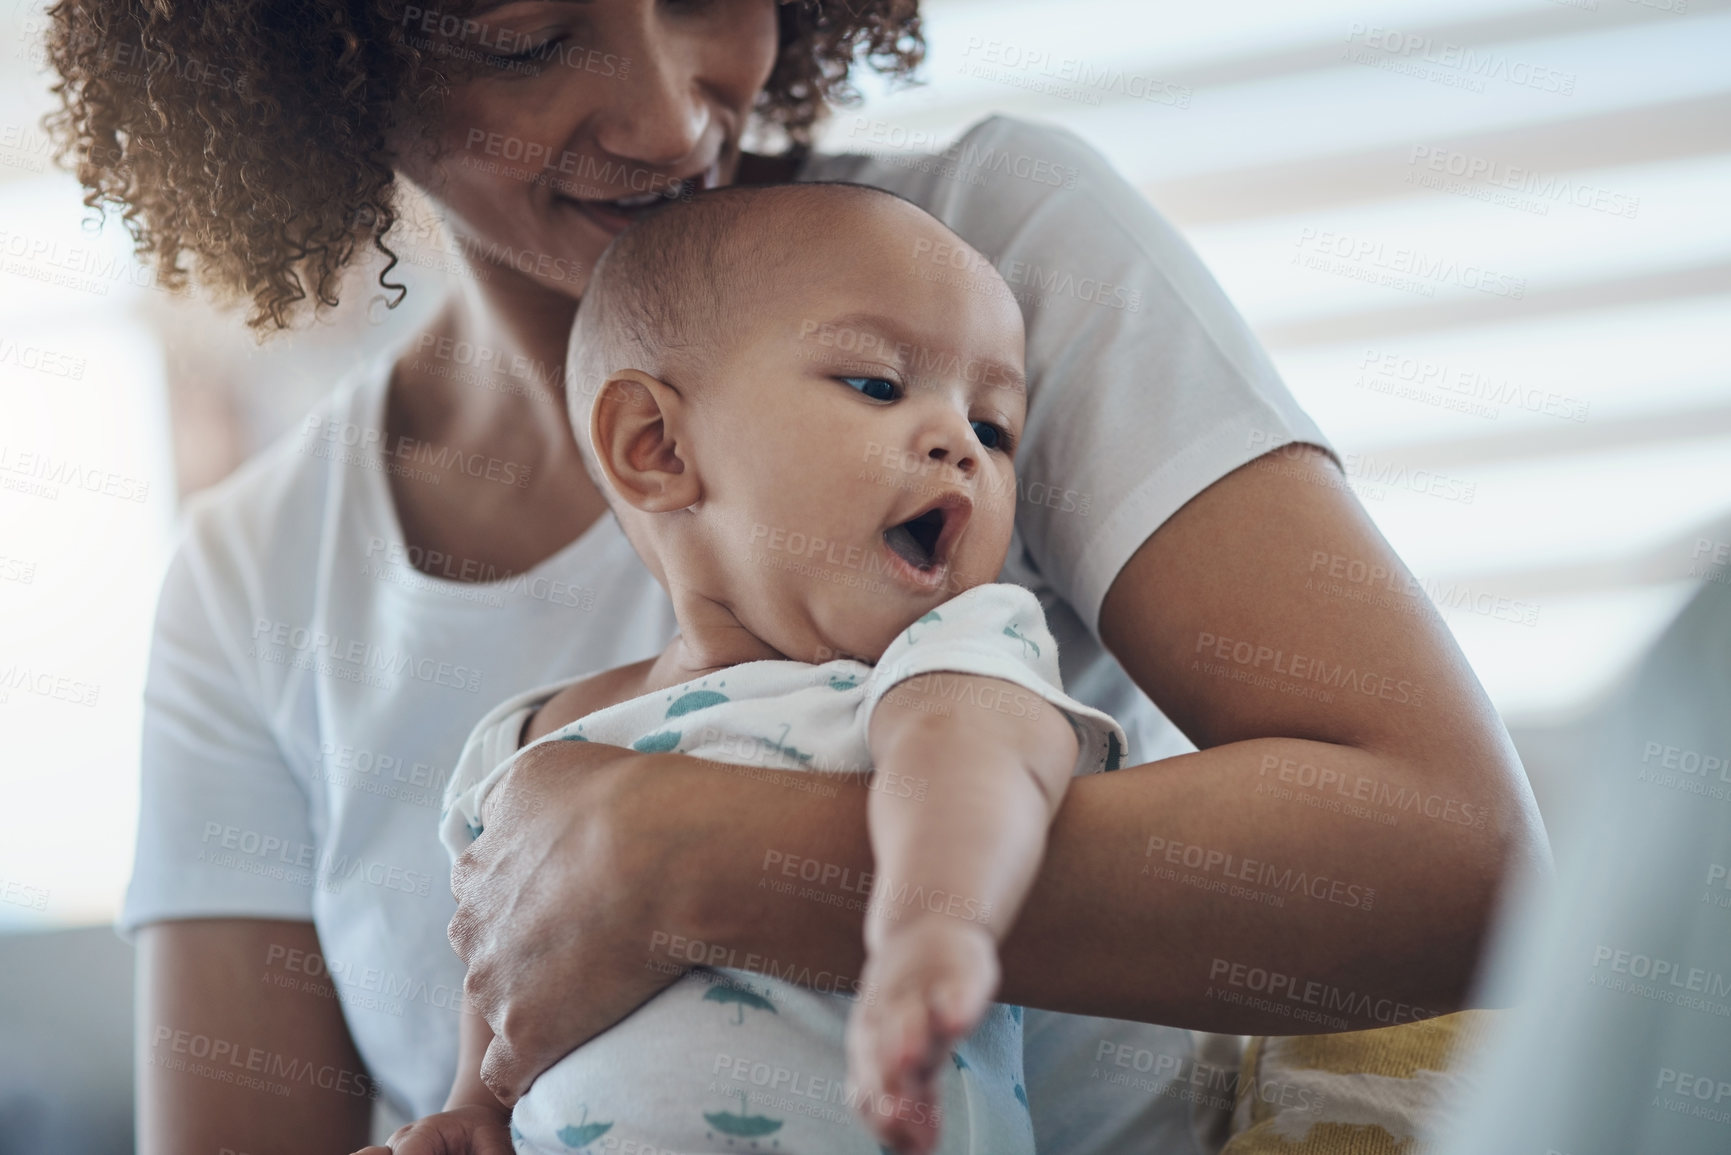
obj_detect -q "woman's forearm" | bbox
[642,733,1518,1035]
[136,919,376,1155]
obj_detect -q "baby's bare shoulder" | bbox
[522,659,655,744]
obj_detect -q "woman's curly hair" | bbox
[43,0,924,330]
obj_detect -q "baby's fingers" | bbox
[360,1120,457,1155]
[472,1124,518,1155]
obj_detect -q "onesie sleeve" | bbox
[862,583,1128,778]
[438,680,570,860]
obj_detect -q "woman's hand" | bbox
[351,1103,513,1155]
[446,740,696,1105]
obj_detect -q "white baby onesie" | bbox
[442,582,1128,1155]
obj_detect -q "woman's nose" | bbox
[590,33,709,168]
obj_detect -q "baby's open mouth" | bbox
[884,507,947,571]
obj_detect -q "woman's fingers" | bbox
[451,741,690,1102]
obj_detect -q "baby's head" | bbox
[566,182,1027,664]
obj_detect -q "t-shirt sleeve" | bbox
[862,583,1128,778]
[923,117,1338,632]
[437,683,564,860]
[119,536,318,938]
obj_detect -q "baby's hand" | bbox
[846,917,999,1155]
[350,1103,515,1155]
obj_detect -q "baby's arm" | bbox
[848,673,1079,1154]
[449,1010,509,1115]
[348,1004,510,1153]
[865,672,1078,950]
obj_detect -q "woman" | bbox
[46,1,1547,1152]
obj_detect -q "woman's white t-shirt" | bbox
[122,116,1332,1154]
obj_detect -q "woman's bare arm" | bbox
[136,918,376,1155]
[452,448,1551,1099]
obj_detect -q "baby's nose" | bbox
[923,441,977,479]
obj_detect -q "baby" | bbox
[382,183,1125,1155]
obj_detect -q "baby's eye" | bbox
[971,421,1007,451]
[839,376,898,402]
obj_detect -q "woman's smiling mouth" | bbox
[555,162,722,234]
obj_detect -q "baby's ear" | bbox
[591,369,700,514]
